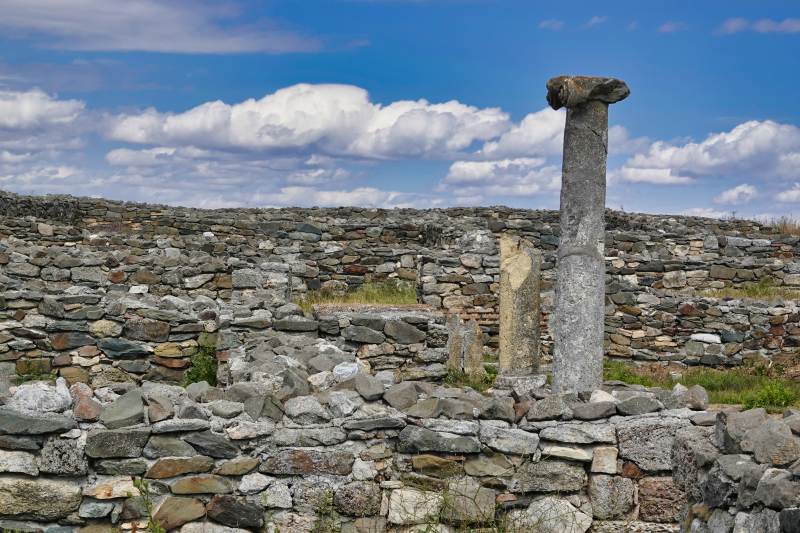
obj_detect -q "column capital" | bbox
[546,76,629,110]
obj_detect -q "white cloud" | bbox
[614,167,692,184]
[618,120,800,184]
[440,157,561,198]
[477,108,564,159]
[539,19,564,31]
[714,183,757,205]
[0,0,318,54]
[586,16,608,27]
[658,21,687,33]
[266,186,437,208]
[683,207,731,219]
[777,184,800,203]
[109,83,510,160]
[719,17,800,34]
[0,89,84,129]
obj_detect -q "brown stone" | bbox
[60,366,90,385]
[50,332,94,351]
[154,356,189,369]
[343,264,369,275]
[108,270,127,283]
[260,449,354,476]
[170,475,232,495]
[131,269,160,285]
[153,496,205,530]
[638,477,686,523]
[411,454,464,478]
[621,461,644,479]
[16,358,51,375]
[213,457,259,476]
[146,456,215,479]
[154,342,183,357]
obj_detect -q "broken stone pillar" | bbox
[547,75,630,394]
[446,315,484,376]
[498,234,542,375]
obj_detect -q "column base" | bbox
[494,373,548,397]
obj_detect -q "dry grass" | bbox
[296,280,418,314]
[701,277,800,302]
[766,215,800,236]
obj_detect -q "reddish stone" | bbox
[638,477,686,523]
[343,264,369,275]
[131,269,160,285]
[71,382,101,421]
[621,461,644,479]
[108,270,127,283]
[76,346,101,357]
[50,332,94,351]
[677,303,700,316]
[52,353,72,367]
[60,366,90,385]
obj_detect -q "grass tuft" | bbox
[701,277,800,301]
[181,344,218,387]
[767,215,800,236]
[444,364,497,393]
[604,360,800,412]
[296,280,417,314]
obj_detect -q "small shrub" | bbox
[742,382,798,410]
[444,365,497,393]
[603,360,657,387]
[311,491,340,533]
[132,477,167,533]
[182,344,218,386]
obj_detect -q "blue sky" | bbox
[0,0,799,218]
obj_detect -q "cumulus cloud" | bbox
[0,89,84,129]
[440,157,560,199]
[476,108,564,159]
[714,184,757,205]
[683,207,731,219]
[617,120,800,184]
[776,184,800,203]
[719,17,800,34]
[108,83,510,160]
[0,0,318,54]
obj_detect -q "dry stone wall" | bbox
[3,189,800,390]
[0,355,713,533]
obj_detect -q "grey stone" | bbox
[383,381,419,410]
[0,476,82,520]
[573,401,616,420]
[589,475,636,519]
[527,395,573,420]
[510,459,588,492]
[506,496,592,533]
[538,421,616,444]
[100,389,144,429]
[715,408,767,454]
[479,424,539,455]
[343,325,385,344]
[384,320,426,344]
[0,407,76,435]
[441,477,496,524]
[143,436,198,458]
[754,468,800,509]
[740,418,800,466]
[183,431,239,459]
[353,373,384,401]
[85,428,150,458]
[396,426,480,454]
[37,437,88,476]
[334,481,382,517]
[616,395,664,415]
[618,417,689,471]
[97,337,152,358]
[273,317,318,332]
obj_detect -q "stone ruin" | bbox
[0,77,798,532]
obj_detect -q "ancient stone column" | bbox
[498,234,542,375]
[548,76,630,394]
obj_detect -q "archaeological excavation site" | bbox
[0,77,799,533]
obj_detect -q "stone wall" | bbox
[3,189,800,384]
[673,407,800,531]
[0,359,711,533]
